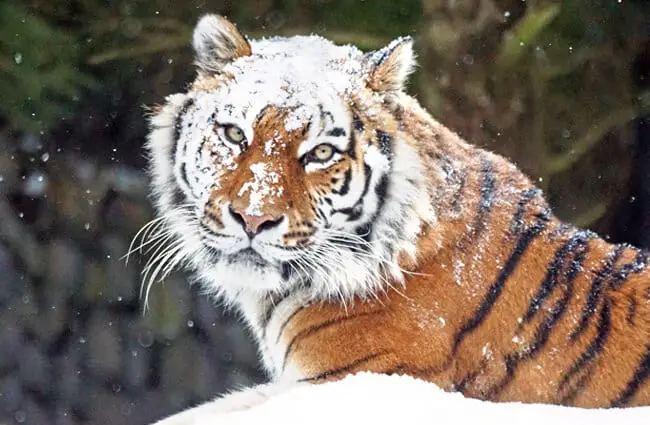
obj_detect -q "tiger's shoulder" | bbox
[144,14,650,414]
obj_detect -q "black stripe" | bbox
[333,169,352,195]
[172,97,195,143]
[438,156,466,217]
[522,231,593,324]
[298,351,388,383]
[455,361,486,393]
[345,168,390,250]
[171,98,195,203]
[559,299,611,403]
[348,130,358,160]
[179,160,191,192]
[336,205,363,221]
[275,305,305,344]
[283,231,316,239]
[333,165,372,221]
[170,185,186,205]
[223,103,234,115]
[195,132,209,168]
[476,157,496,224]
[383,357,454,379]
[611,344,650,407]
[203,209,223,226]
[376,129,393,159]
[489,284,575,399]
[199,222,230,237]
[453,209,551,353]
[326,127,346,137]
[449,168,467,216]
[354,222,373,244]
[352,171,391,247]
[626,291,637,325]
[315,207,327,222]
[439,156,454,180]
[260,289,295,336]
[570,244,625,341]
[352,114,364,133]
[549,223,575,242]
[281,262,293,281]
[317,104,335,136]
[559,367,595,406]
[301,120,312,137]
[374,174,389,211]
[459,156,496,248]
[255,105,273,126]
[510,188,542,234]
[487,236,590,399]
[609,249,649,290]
[282,310,382,370]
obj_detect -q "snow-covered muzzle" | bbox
[140,28,432,304]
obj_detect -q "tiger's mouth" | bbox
[226,247,301,283]
[227,247,269,267]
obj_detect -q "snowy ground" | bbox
[202,373,649,425]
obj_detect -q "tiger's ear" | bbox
[366,36,416,92]
[192,14,252,74]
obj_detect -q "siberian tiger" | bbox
[144,14,650,423]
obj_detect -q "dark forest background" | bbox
[1,1,649,424]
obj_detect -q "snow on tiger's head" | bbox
[144,14,432,303]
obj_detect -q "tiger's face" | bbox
[144,15,432,302]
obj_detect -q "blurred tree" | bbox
[0,4,422,424]
[1,2,650,424]
[417,0,650,231]
[0,0,421,161]
[0,2,93,133]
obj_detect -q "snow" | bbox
[263,139,276,156]
[215,34,367,134]
[203,373,650,425]
[176,33,370,214]
[237,162,282,216]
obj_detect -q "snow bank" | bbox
[217,373,649,425]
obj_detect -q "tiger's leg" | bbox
[152,380,308,425]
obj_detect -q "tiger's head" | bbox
[145,15,434,304]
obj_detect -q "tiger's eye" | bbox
[312,144,334,162]
[224,125,246,144]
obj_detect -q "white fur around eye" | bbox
[304,153,342,173]
[146,15,434,347]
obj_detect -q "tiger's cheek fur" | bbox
[144,16,650,416]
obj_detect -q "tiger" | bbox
[143,14,650,423]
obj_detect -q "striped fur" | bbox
[145,16,650,420]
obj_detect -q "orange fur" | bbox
[271,99,650,408]
[154,16,650,410]
[185,79,650,408]
[186,83,650,406]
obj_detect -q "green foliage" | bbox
[0,0,422,134]
[0,3,94,133]
[418,0,650,228]
[310,0,422,38]
[496,5,560,71]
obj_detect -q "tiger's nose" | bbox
[228,205,284,236]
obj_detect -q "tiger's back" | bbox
[145,14,650,412]
[276,102,650,407]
